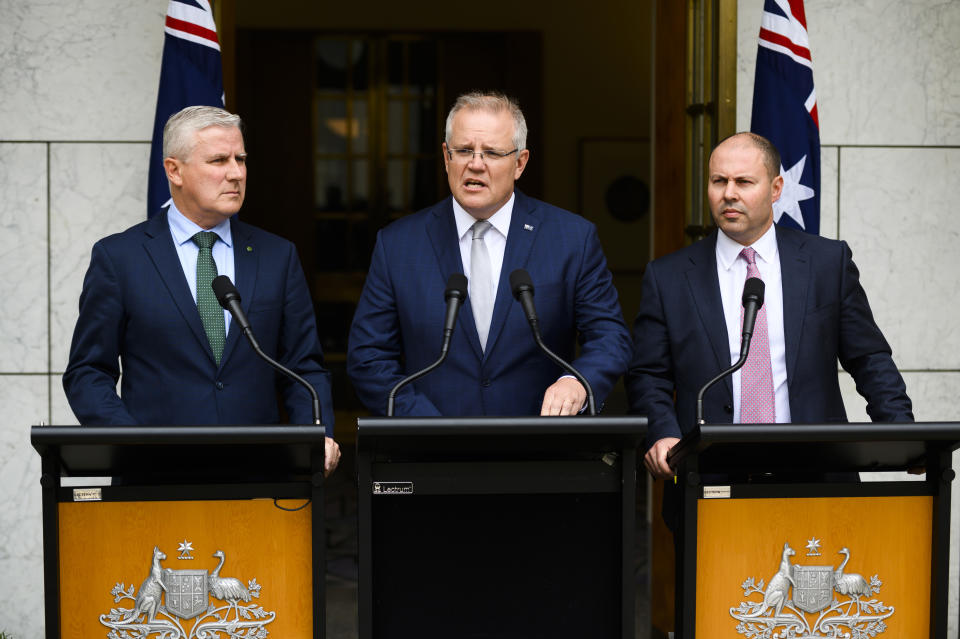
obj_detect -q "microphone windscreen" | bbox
[445,273,468,300]
[509,269,535,299]
[212,275,240,309]
[742,277,765,308]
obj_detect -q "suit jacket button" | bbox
[216,381,224,390]
[723,404,733,414]
[481,379,491,387]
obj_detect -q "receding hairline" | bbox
[444,91,528,151]
[710,132,781,179]
[163,106,244,162]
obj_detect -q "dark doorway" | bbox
[236,30,543,426]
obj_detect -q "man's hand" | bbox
[324,436,341,477]
[540,377,587,416]
[644,437,680,479]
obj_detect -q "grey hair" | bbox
[162,106,243,161]
[444,91,528,151]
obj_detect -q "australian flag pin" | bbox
[523,224,534,231]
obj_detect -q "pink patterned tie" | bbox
[739,247,775,423]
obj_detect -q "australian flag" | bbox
[750,0,820,235]
[147,0,224,217]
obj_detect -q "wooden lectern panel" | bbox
[58,499,313,638]
[695,496,932,638]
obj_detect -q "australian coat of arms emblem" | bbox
[99,544,276,638]
[729,540,894,638]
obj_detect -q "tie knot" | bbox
[471,219,492,240]
[740,247,757,266]
[192,231,218,250]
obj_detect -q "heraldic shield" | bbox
[163,569,208,619]
[792,565,833,613]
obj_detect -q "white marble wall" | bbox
[0,1,165,141]
[0,1,163,635]
[740,1,960,636]
[0,376,47,627]
[0,144,47,373]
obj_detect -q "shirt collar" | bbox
[716,223,778,270]
[453,193,515,241]
[167,201,233,248]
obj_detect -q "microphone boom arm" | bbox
[386,273,467,417]
[527,320,597,416]
[386,349,450,417]
[243,328,322,425]
[211,275,321,425]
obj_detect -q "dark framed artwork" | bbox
[578,137,651,272]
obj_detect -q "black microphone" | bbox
[666,277,767,470]
[693,277,766,426]
[509,269,597,416]
[386,273,467,417]
[442,273,469,349]
[212,275,250,332]
[740,277,765,354]
[212,275,322,425]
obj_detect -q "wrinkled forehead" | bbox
[189,125,245,155]
[450,107,515,141]
[709,140,768,176]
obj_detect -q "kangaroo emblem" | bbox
[129,546,168,623]
[745,542,796,618]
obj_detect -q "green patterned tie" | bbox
[192,231,226,365]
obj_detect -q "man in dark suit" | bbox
[627,132,912,481]
[64,106,340,474]
[347,91,631,416]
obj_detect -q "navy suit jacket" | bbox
[63,210,334,430]
[627,224,913,449]
[347,191,632,416]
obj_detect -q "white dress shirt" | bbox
[167,202,235,332]
[715,225,791,423]
[453,193,514,295]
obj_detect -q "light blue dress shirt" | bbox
[167,202,235,332]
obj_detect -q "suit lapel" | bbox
[776,225,809,385]
[142,209,214,363]
[684,233,733,393]
[426,198,485,359]
[483,192,539,357]
[220,219,258,369]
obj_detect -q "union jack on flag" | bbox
[750,0,820,235]
[147,0,225,217]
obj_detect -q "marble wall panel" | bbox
[50,142,150,373]
[738,0,960,146]
[0,374,48,637]
[0,1,164,141]
[818,145,838,240]
[840,371,959,423]
[839,147,959,371]
[735,0,764,132]
[809,0,960,146]
[0,143,48,373]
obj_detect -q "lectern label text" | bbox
[373,481,414,494]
